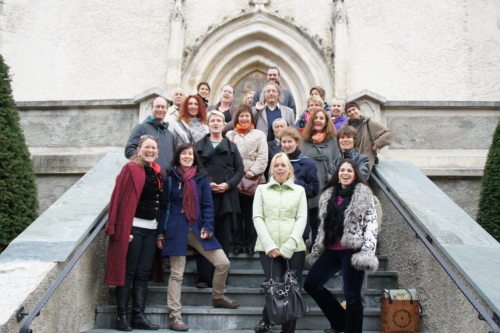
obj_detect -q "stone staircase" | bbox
[84,253,396,332]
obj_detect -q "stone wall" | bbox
[373,183,492,333]
[2,0,499,102]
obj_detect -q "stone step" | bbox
[84,329,383,333]
[108,286,386,308]
[95,306,382,331]
[172,269,398,289]
[172,254,389,271]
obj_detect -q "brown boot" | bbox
[168,317,189,331]
[212,296,240,309]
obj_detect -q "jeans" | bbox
[259,251,305,333]
[125,227,157,288]
[304,249,365,333]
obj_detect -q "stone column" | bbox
[166,0,186,93]
[332,0,348,98]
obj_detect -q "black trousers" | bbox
[304,249,365,333]
[125,226,157,288]
[233,193,256,249]
[196,213,232,284]
[259,251,306,333]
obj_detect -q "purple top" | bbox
[326,195,351,250]
[333,114,350,130]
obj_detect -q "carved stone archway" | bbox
[181,9,334,115]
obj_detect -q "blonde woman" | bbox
[253,152,307,333]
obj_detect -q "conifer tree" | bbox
[0,54,38,252]
[477,121,500,241]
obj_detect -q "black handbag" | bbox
[261,260,309,325]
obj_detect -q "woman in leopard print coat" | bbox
[304,159,378,333]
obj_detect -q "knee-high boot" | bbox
[115,286,132,331]
[131,285,159,330]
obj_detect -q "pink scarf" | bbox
[176,166,199,225]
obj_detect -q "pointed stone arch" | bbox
[181,10,334,114]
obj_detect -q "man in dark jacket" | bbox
[252,66,296,115]
[125,96,176,176]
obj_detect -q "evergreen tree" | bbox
[477,121,500,241]
[0,54,38,252]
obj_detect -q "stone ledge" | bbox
[16,99,136,109]
[30,147,123,174]
[375,160,500,315]
[385,100,500,109]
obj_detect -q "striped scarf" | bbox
[176,166,199,225]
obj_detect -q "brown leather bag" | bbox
[237,174,264,196]
[380,289,421,333]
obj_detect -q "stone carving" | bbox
[249,0,270,10]
[170,0,185,22]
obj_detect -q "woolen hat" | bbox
[345,101,360,111]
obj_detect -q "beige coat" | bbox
[348,115,392,169]
[226,128,269,178]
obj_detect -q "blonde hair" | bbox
[269,152,294,183]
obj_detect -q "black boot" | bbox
[131,286,159,330]
[115,286,132,331]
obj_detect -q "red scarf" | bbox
[150,161,163,189]
[176,166,199,225]
[236,122,254,134]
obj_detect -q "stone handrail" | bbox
[0,153,127,332]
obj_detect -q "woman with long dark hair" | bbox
[304,159,379,333]
[157,143,239,332]
[104,135,162,331]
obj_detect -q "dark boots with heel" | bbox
[115,286,132,331]
[130,286,159,330]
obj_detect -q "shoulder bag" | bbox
[237,174,263,196]
[261,260,309,325]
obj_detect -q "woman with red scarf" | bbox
[104,135,163,331]
[157,143,239,332]
[226,105,268,256]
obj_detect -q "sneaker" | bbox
[254,319,270,333]
[168,317,189,331]
[212,296,240,309]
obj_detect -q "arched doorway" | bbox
[181,10,334,114]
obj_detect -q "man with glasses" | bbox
[125,96,176,176]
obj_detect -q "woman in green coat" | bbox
[252,152,308,333]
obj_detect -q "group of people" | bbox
[104,65,393,333]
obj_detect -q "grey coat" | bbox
[252,105,295,140]
[124,116,175,176]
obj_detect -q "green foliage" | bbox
[477,121,500,241]
[0,54,38,252]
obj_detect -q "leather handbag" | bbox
[261,260,309,325]
[380,289,421,333]
[237,174,263,196]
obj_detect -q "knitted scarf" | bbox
[176,166,199,225]
[235,122,254,134]
[311,132,327,144]
[324,182,356,245]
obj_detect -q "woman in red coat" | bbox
[104,135,163,331]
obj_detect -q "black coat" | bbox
[196,135,244,217]
[288,153,320,199]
